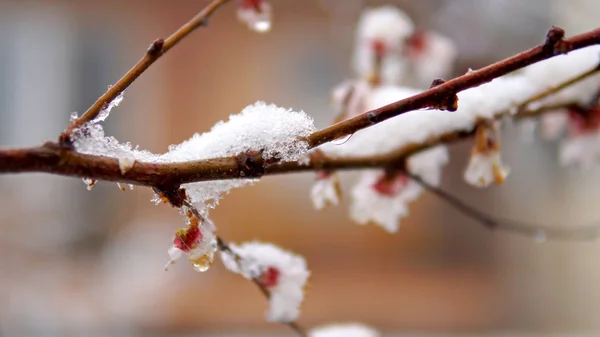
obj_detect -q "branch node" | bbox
[147,38,165,56]
[428,78,459,111]
[236,151,265,178]
[543,26,572,55]
[367,112,378,124]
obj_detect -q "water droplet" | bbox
[533,230,547,243]
[189,254,212,272]
[331,134,353,145]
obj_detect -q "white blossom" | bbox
[464,152,510,187]
[463,122,510,187]
[309,323,380,337]
[310,172,341,210]
[220,241,309,323]
[353,6,414,84]
[350,170,422,233]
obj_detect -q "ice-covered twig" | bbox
[59,0,232,143]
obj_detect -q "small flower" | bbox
[220,241,309,323]
[164,206,217,272]
[350,170,422,233]
[309,323,381,337]
[237,0,272,33]
[463,122,510,187]
[310,171,342,210]
[353,6,414,85]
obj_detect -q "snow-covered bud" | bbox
[220,241,309,323]
[464,122,510,187]
[237,0,272,33]
[310,171,342,210]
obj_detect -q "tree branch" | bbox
[306,26,600,147]
[2,27,600,188]
[59,0,232,143]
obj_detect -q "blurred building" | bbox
[0,0,599,336]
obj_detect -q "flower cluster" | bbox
[310,5,600,233]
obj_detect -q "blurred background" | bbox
[1,0,600,336]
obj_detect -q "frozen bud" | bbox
[350,170,422,233]
[309,323,381,337]
[237,0,272,33]
[165,206,218,272]
[310,171,342,210]
[331,80,372,121]
[464,123,510,187]
[220,241,309,323]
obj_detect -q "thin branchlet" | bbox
[404,171,600,240]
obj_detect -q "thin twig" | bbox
[59,0,232,143]
[404,171,600,240]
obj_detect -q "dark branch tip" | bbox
[543,26,572,55]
